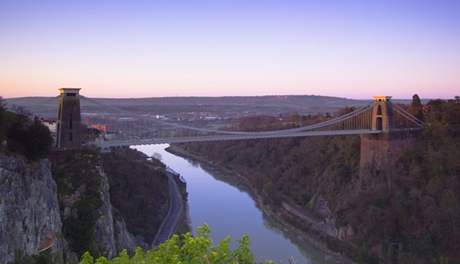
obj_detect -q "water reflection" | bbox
[132,144,347,264]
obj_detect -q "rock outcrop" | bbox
[101,148,171,246]
[92,165,138,257]
[51,149,142,258]
[1,147,181,262]
[92,165,118,258]
[0,153,73,264]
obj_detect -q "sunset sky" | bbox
[1,0,459,99]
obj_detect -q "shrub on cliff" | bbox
[0,99,53,160]
[79,225,271,264]
[51,149,103,257]
[6,115,53,161]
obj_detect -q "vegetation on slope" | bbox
[179,96,460,263]
[79,225,268,264]
[0,97,53,160]
[101,148,170,244]
[51,148,104,257]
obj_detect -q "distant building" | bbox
[455,96,460,104]
[90,123,108,133]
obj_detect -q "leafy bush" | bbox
[0,100,53,160]
[79,225,272,264]
[6,116,53,160]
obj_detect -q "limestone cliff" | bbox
[1,147,182,262]
[90,164,138,258]
[51,149,140,258]
[0,153,75,264]
[101,148,172,245]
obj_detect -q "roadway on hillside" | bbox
[151,171,183,246]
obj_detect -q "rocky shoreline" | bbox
[166,145,355,263]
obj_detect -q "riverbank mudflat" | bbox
[166,145,355,264]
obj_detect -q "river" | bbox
[133,144,344,264]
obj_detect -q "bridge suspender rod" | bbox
[150,104,373,136]
[391,104,425,127]
[366,111,369,128]
[296,105,372,132]
[394,106,424,127]
[365,110,368,128]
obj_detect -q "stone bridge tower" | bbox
[371,96,394,131]
[359,96,414,191]
[56,88,82,149]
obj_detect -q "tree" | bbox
[25,117,53,160]
[6,115,52,161]
[410,94,424,120]
[79,225,262,264]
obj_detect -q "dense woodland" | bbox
[180,96,460,263]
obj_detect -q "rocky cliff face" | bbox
[51,149,141,258]
[1,147,179,262]
[101,148,171,245]
[92,165,137,257]
[0,153,73,264]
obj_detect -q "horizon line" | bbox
[3,94,456,101]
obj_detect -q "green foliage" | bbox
[79,225,264,264]
[80,252,94,264]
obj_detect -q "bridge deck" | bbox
[96,129,381,148]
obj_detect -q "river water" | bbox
[133,144,342,264]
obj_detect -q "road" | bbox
[151,171,183,246]
[97,129,382,148]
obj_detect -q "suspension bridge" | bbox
[54,89,424,150]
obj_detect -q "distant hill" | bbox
[5,95,412,119]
